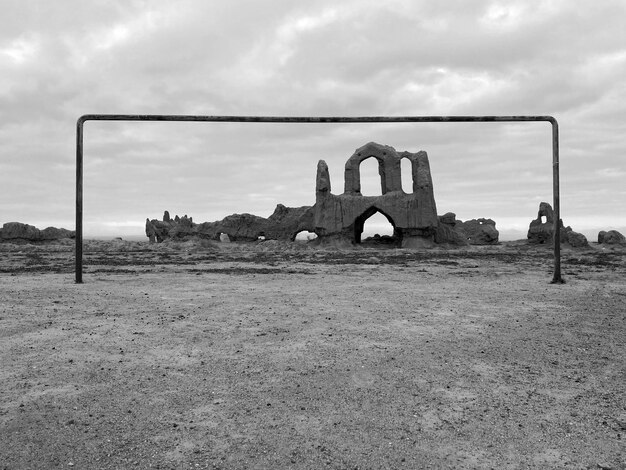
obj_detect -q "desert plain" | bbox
[1,238,625,469]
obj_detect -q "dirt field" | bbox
[1,239,625,469]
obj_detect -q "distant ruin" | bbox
[146,142,499,246]
[527,202,588,247]
[598,230,626,245]
[0,222,74,242]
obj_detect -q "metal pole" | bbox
[550,118,564,283]
[76,114,556,124]
[75,117,84,284]
[75,115,562,283]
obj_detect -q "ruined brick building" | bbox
[314,142,439,247]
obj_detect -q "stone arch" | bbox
[353,206,400,244]
[399,149,432,195]
[344,142,402,195]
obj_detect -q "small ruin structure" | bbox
[527,202,588,247]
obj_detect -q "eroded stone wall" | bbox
[314,142,439,247]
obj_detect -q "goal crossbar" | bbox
[75,115,562,284]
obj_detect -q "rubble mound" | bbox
[435,213,468,246]
[598,230,626,245]
[146,206,315,243]
[434,213,499,246]
[457,218,499,245]
[0,222,75,242]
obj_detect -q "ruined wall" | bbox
[313,142,439,247]
[527,202,588,247]
[0,222,74,242]
[146,205,315,243]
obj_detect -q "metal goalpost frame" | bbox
[75,114,563,284]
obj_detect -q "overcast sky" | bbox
[1,0,625,240]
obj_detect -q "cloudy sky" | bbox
[1,0,625,240]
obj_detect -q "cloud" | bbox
[596,167,626,178]
[0,34,40,64]
[1,0,625,236]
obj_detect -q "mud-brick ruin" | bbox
[527,201,588,247]
[314,142,439,247]
[145,141,501,246]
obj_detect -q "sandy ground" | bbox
[1,239,625,469]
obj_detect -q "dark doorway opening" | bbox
[354,207,401,246]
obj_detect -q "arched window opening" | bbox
[293,230,317,242]
[359,157,383,196]
[401,158,413,193]
[354,207,400,246]
[541,216,547,224]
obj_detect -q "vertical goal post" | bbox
[75,115,562,284]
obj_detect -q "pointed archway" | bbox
[353,206,401,245]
